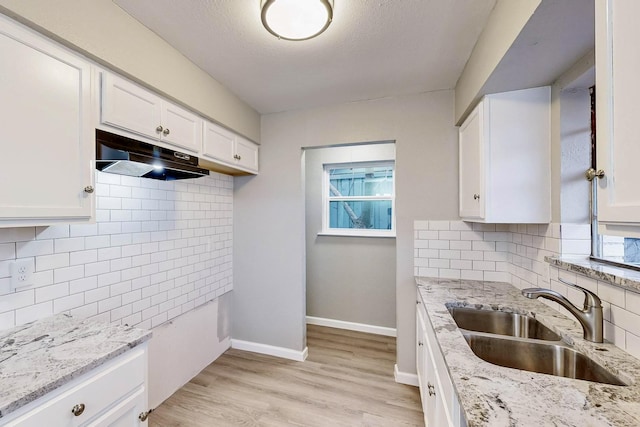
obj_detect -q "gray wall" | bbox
[234,90,458,374]
[305,144,396,328]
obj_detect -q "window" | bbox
[322,161,395,237]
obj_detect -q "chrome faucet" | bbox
[521,280,603,343]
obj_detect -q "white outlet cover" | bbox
[10,259,35,290]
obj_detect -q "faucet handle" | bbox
[558,278,602,309]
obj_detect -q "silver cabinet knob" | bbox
[139,409,153,422]
[71,403,85,416]
[84,186,94,194]
[418,341,423,346]
[156,125,164,133]
[473,194,480,200]
[427,383,436,396]
[162,128,170,136]
[585,168,605,181]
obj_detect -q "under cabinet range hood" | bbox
[95,129,209,180]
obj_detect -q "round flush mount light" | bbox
[261,0,333,41]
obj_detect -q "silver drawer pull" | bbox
[163,128,170,136]
[84,186,94,194]
[71,403,85,416]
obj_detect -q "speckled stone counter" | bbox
[416,277,640,427]
[547,256,640,294]
[0,313,151,418]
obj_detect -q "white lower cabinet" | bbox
[0,346,149,427]
[417,294,465,427]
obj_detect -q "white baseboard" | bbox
[231,339,308,362]
[306,316,397,337]
[394,364,419,387]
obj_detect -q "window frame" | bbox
[321,160,396,238]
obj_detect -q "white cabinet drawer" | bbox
[3,349,145,427]
[86,387,146,427]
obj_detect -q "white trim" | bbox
[231,339,308,362]
[317,232,396,238]
[306,316,397,337]
[394,364,419,387]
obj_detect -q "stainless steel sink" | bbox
[448,307,561,341]
[461,332,627,386]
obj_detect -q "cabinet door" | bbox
[235,136,259,172]
[160,101,202,153]
[202,121,236,164]
[416,305,431,426]
[458,102,484,219]
[101,73,162,140]
[596,0,640,226]
[0,15,93,223]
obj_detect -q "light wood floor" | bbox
[149,325,424,426]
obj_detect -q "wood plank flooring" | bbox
[149,325,424,426]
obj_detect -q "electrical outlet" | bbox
[10,259,35,290]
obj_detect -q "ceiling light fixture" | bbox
[261,0,333,41]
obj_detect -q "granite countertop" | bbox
[547,256,640,294]
[0,314,151,418]
[416,277,640,427]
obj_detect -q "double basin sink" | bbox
[448,306,627,386]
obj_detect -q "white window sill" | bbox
[317,231,396,238]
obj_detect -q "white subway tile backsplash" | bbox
[0,244,15,261]
[69,250,97,266]
[0,172,233,332]
[626,332,640,360]
[69,276,97,294]
[16,240,53,258]
[626,291,640,316]
[35,225,70,240]
[53,293,84,313]
[85,287,110,304]
[15,301,52,324]
[55,237,86,253]
[35,283,69,304]
[439,231,460,241]
[428,221,450,231]
[0,228,35,244]
[604,320,626,348]
[597,282,626,308]
[53,266,85,284]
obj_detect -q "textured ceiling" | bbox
[113,0,496,114]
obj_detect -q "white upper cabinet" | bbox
[459,104,484,220]
[202,121,259,173]
[458,86,551,224]
[101,73,201,153]
[160,101,202,153]
[0,14,94,226]
[595,0,640,233]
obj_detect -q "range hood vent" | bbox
[95,129,209,181]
